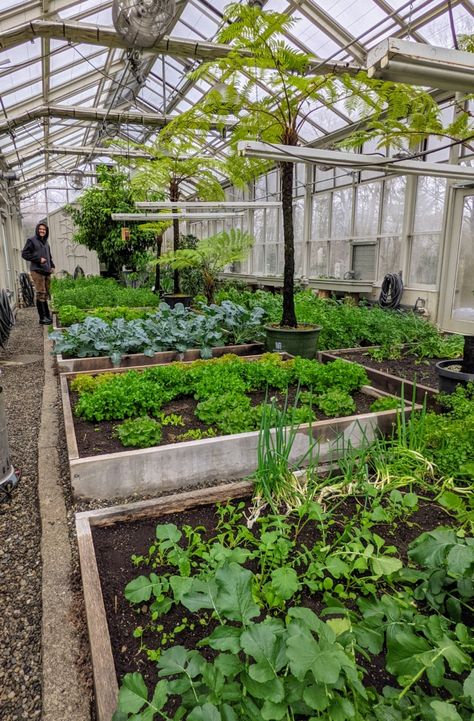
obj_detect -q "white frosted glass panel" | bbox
[355,183,381,236]
[309,241,329,277]
[378,236,401,281]
[331,189,353,238]
[265,209,278,244]
[409,233,440,285]
[452,195,474,317]
[381,177,406,234]
[414,177,446,233]
[265,245,279,275]
[254,209,265,244]
[294,243,304,277]
[253,246,264,274]
[294,200,304,242]
[329,240,350,279]
[315,166,334,191]
[254,176,266,199]
[311,194,330,239]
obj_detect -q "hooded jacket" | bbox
[21,223,55,275]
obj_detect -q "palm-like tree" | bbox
[158,227,254,304]
[117,124,226,294]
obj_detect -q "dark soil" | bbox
[338,352,441,389]
[92,493,455,697]
[72,388,375,458]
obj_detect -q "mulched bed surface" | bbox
[92,495,452,696]
[336,352,441,389]
[72,388,375,458]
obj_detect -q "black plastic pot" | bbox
[435,359,474,394]
[265,324,321,359]
[162,294,193,309]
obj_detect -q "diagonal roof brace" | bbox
[0,19,361,76]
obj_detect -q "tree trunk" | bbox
[203,269,215,305]
[170,181,181,294]
[280,160,297,328]
[461,335,474,375]
[154,234,163,295]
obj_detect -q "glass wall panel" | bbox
[265,209,278,244]
[254,209,265,244]
[311,193,330,239]
[331,188,353,238]
[329,241,350,278]
[309,241,329,277]
[452,195,474,316]
[294,199,304,276]
[355,183,381,236]
[265,245,279,275]
[414,177,446,232]
[378,236,401,281]
[409,233,440,285]
[381,177,406,234]
[254,246,264,275]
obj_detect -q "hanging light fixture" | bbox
[366,38,474,93]
[112,0,176,48]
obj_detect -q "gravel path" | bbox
[0,308,44,721]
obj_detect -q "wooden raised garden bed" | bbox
[76,481,252,721]
[61,357,415,500]
[55,342,265,373]
[318,347,438,404]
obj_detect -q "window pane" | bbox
[329,240,350,278]
[355,183,381,236]
[452,195,474,319]
[331,189,353,238]
[414,177,446,232]
[378,236,401,281]
[409,233,440,284]
[381,177,406,234]
[309,241,328,277]
[311,193,330,239]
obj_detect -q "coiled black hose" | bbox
[379,273,403,309]
[19,272,35,307]
[0,290,15,347]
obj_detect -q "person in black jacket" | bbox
[21,222,55,325]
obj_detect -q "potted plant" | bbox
[172,5,364,356]
[436,335,474,393]
[65,165,155,278]
[158,228,254,304]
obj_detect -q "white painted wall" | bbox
[47,206,100,276]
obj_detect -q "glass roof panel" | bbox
[179,4,220,36]
[59,0,109,19]
[417,4,474,46]
[1,64,42,93]
[290,14,341,57]
[2,83,42,110]
[318,0,387,36]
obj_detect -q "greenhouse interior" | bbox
[0,0,474,720]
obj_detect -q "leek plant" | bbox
[249,389,320,525]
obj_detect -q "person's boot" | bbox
[40,301,53,325]
[36,299,45,324]
[43,300,53,324]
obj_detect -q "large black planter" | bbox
[162,294,193,309]
[435,359,474,394]
[265,324,321,359]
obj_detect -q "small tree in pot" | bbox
[158,228,254,304]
